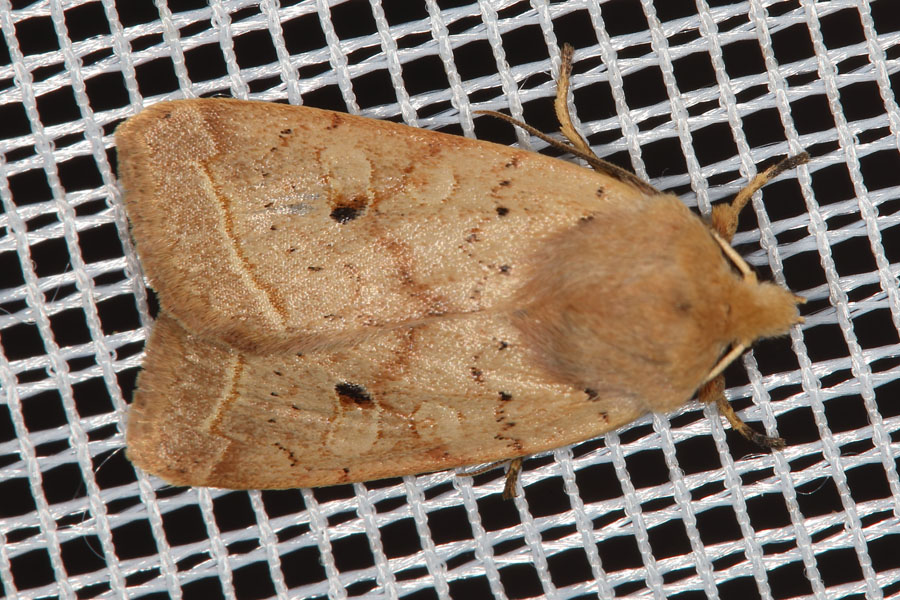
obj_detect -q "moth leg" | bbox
[550,45,660,193]
[702,338,749,384]
[699,376,786,449]
[459,458,525,499]
[459,460,506,477]
[553,43,594,158]
[475,45,659,195]
[710,152,811,243]
[502,457,524,500]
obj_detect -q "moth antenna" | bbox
[711,152,811,242]
[475,109,659,195]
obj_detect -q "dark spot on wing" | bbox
[330,204,362,223]
[499,391,512,401]
[330,193,369,223]
[336,382,374,407]
[584,388,598,400]
[496,206,509,217]
[327,113,344,129]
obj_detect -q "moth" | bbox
[117,46,806,497]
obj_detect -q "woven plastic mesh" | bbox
[1,0,899,598]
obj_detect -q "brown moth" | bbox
[117,46,806,496]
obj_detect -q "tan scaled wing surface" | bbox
[116,98,647,355]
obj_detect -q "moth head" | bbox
[701,229,804,383]
[708,228,804,341]
[730,279,803,342]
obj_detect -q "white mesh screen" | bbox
[1,0,899,598]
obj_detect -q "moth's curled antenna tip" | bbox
[771,152,811,178]
[790,151,811,166]
[753,432,787,450]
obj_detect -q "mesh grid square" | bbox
[1,0,899,599]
